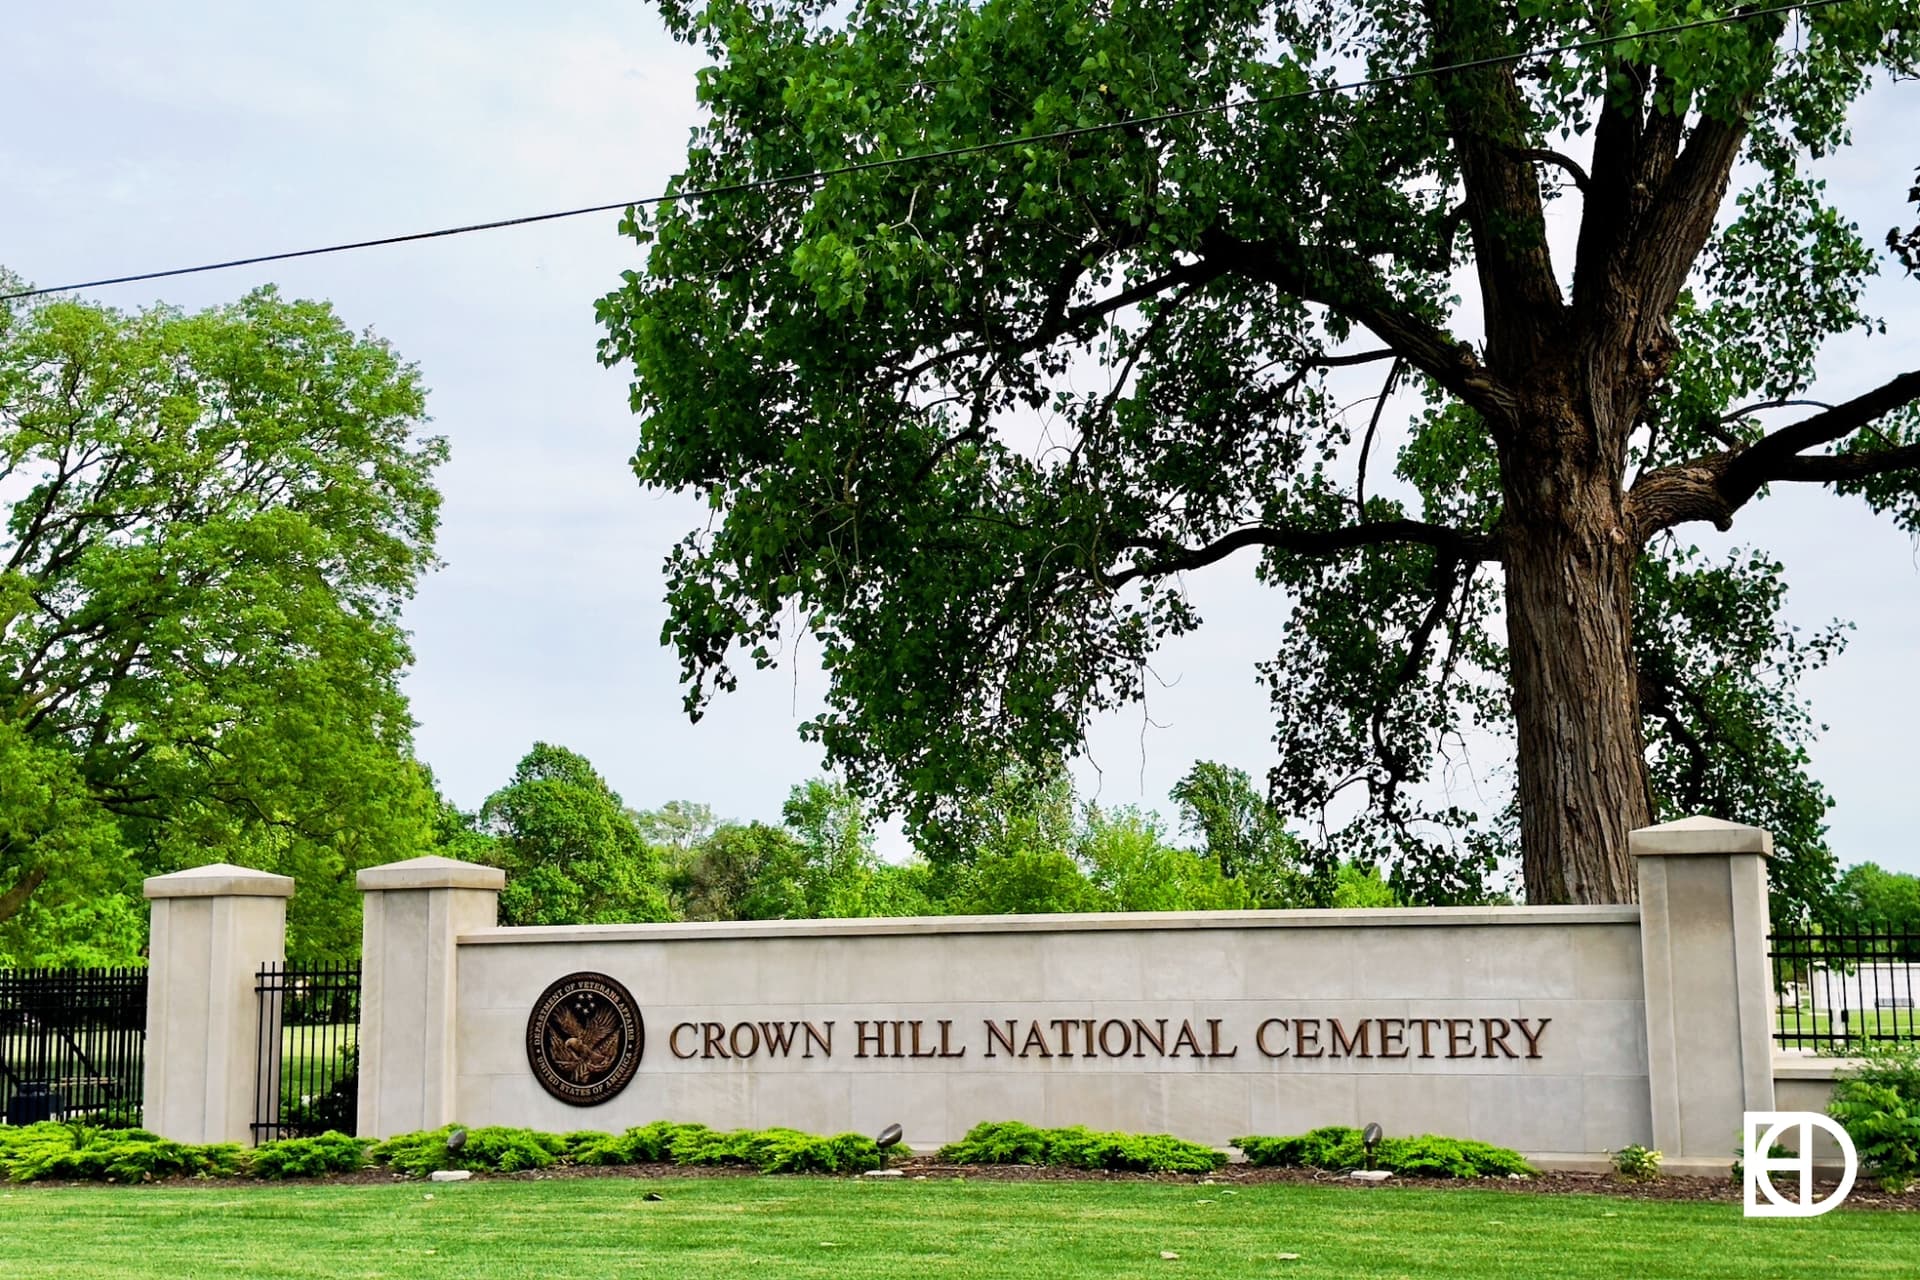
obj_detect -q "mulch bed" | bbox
[36,1154,1912,1209]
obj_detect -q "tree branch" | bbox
[1196,228,1513,426]
[1508,147,1591,194]
[1625,368,1920,541]
[0,866,49,926]
[1104,519,1498,589]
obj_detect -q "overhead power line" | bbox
[1,0,1853,303]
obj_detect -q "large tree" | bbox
[598,0,1920,903]
[0,281,445,959]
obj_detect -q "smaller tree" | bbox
[1828,864,1920,934]
[669,821,809,921]
[1170,762,1321,908]
[633,800,717,854]
[1077,806,1248,913]
[478,744,673,926]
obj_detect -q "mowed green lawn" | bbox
[2,1177,1914,1280]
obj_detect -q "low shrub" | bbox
[1233,1127,1363,1171]
[1232,1128,1533,1179]
[939,1121,1225,1174]
[371,1125,557,1175]
[1611,1144,1662,1181]
[367,1121,877,1176]
[247,1132,371,1179]
[0,1121,243,1183]
[672,1126,884,1174]
[1387,1136,1534,1180]
[573,1121,715,1166]
[1830,1045,1920,1193]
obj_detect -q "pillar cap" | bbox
[1629,815,1773,858]
[144,863,295,899]
[357,855,506,892]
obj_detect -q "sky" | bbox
[2,3,1917,878]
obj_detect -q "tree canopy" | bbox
[477,743,675,927]
[0,281,445,962]
[599,0,1920,907]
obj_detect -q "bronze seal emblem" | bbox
[525,972,643,1106]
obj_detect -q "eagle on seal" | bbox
[548,1004,620,1082]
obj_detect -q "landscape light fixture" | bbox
[875,1123,904,1150]
[1362,1122,1384,1171]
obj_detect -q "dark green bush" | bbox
[1233,1129,1533,1179]
[672,1126,884,1174]
[1388,1136,1534,1179]
[1232,1126,1362,1171]
[0,1121,243,1183]
[247,1132,371,1179]
[279,1045,359,1137]
[372,1125,558,1175]
[574,1121,714,1166]
[939,1121,1225,1173]
[1830,1045,1920,1193]
[937,1120,1051,1165]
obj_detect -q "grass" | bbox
[2,1177,1916,1279]
[1776,1008,1920,1045]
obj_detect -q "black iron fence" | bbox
[252,961,360,1143]
[1770,920,1920,1053]
[0,967,147,1126]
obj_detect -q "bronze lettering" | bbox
[1132,1018,1167,1057]
[984,1020,1018,1058]
[891,1020,907,1059]
[1513,1017,1550,1059]
[1481,1018,1517,1059]
[1081,1019,1099,1057]
[1098,1019,1132,1057]
[1172,1020,1205,1057]
[702,1022,731,1059]
[802,1021,833,1059]
[1255,1018,1289,1057]
[1206,1019,1238,1058]
[759,1022,797,1057]
[1446,1018,1475,1058]
[909,1021,938,1059]
[1295,1018,1324,1059]
[729,1021,761,1058]
[1375,1018,1409,1059]
[937,1019,966,1059]
[670,1022,698,1059]
[1413,1017,1443,1058]
[855,1020,885,1059]
[1049,1018,1079,1058]
[1021,1021,1054,1058]
[1329,1018,1371,1058]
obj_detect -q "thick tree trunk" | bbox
[1502,458,1650,904]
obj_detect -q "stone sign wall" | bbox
[136,817,1784,1173]
[446,909,1648,1156]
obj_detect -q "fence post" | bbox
[141,863,294,1144]
[356,855,504,1139]
[1633,815,1777,1165]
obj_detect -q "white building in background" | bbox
[1805,962,1920,1014]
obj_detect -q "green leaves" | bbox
[604,0,1920,903]
[0,283,445,962]
[478,744,674,927]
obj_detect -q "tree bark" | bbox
[1502,449,1650,903]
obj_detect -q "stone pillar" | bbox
[142,863,294,1144]
[1634,816,1776,1165]
[356,855,504,1139]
